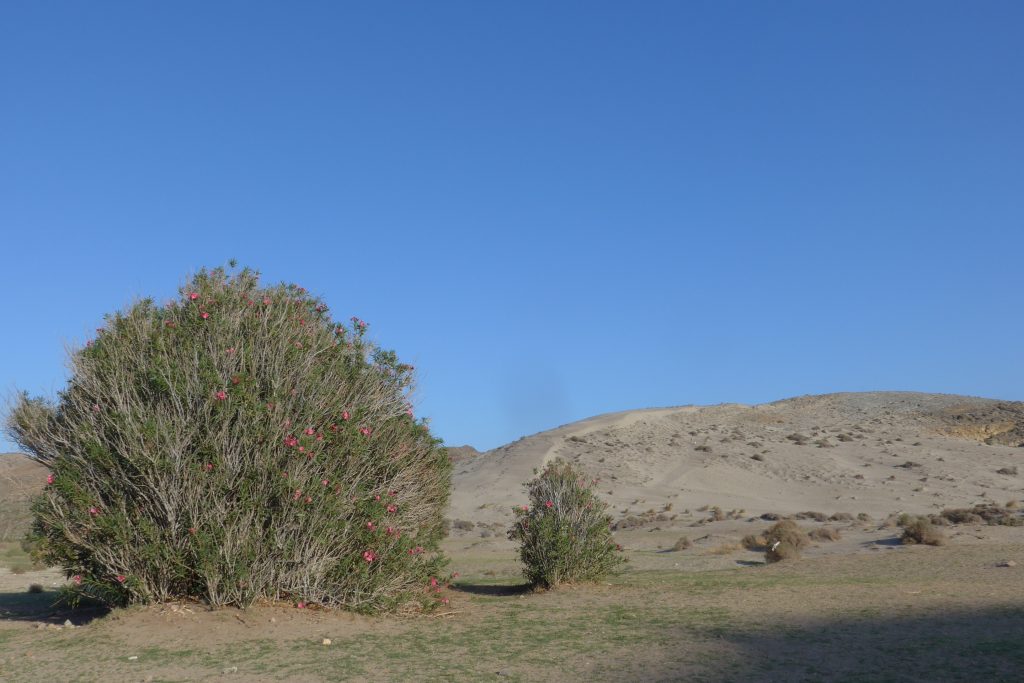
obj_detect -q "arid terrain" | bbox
[1,392,1022,682]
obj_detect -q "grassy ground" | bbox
[0,539,1022,682]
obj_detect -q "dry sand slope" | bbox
[450,392,1024,526]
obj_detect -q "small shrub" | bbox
[829,512,854,522]
[808,527,841,542]
[741,534,766,551]
[763,520,808,563]
[508,459,626,589]
[794,511,828,522]
[996,466,1019,476]
[857,512,872,522]
[6,265,450,612]
[451,520,475,532]
[27,584,44,594]
[899,516,946,546]
[940,508,985,525]
[671,536,691,551]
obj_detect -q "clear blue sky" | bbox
[2,2,1022,452]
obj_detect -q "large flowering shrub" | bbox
[508,459,626,588]
[6,265,450,612]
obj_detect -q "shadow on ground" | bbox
[450,581,534,597]
[0,589,109,625]
[647,605,1024,683]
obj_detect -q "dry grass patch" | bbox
[899,516,946,546]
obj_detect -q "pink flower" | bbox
[72,575,82,585]
[304,496,312,504]
[226,347,236,355]
[452,572,460,578]
[297,601,306,609]
[367,521,375,530]
[262,297,271,305]
[189,292,199,301]
[116,575,126,584]
[520,505,529,512]
[545,501,553,508]
[430,577,438,588]
[341,411,350,421]
[231,376,241,385]
[298,446,305,453]
[387,504,397,513]
[374,494,381,501]
[441,597,449,605]
[293,489,302,500]
[362,550,376,563]
[201,312,210,320]
[388,490,397,497]
[46,474,54,485]
[215,391,227,401]
[386,526,395,535]
[204,463,214,472]
[304,428,315,436]
[329,424,337,432]
[283,419,292,428]
[92,403,101,413]
[359,427,371,437]
[284,436,298,447]
[321,479,329,487]
[89,507,99,517]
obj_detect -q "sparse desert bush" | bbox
[829,512,854,522]
[899,516,946,546]
[763,520,808,563]
[611,515,645,531]
[451,519,475,532]
[794,511,828,522]
[508,459,626,589]
[27,583,44,594]
[809,527,841,542]
[938,508,983,525]
[741,534,767,551]
[671,536,691,551]
[857,512,872,522]
[7,265,450,612]
[996,466,1018,476]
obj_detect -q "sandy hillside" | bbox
[0,452,46,542]
[450,392,1024,526]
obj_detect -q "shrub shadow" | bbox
[450,582,534,597]
[649,605,1024,682]
[0,589,110,625]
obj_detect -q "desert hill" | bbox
[450,392,1024,525]
[4,393,1022,535]
[0,452,47,541]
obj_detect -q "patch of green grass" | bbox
[0,541,37,573]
